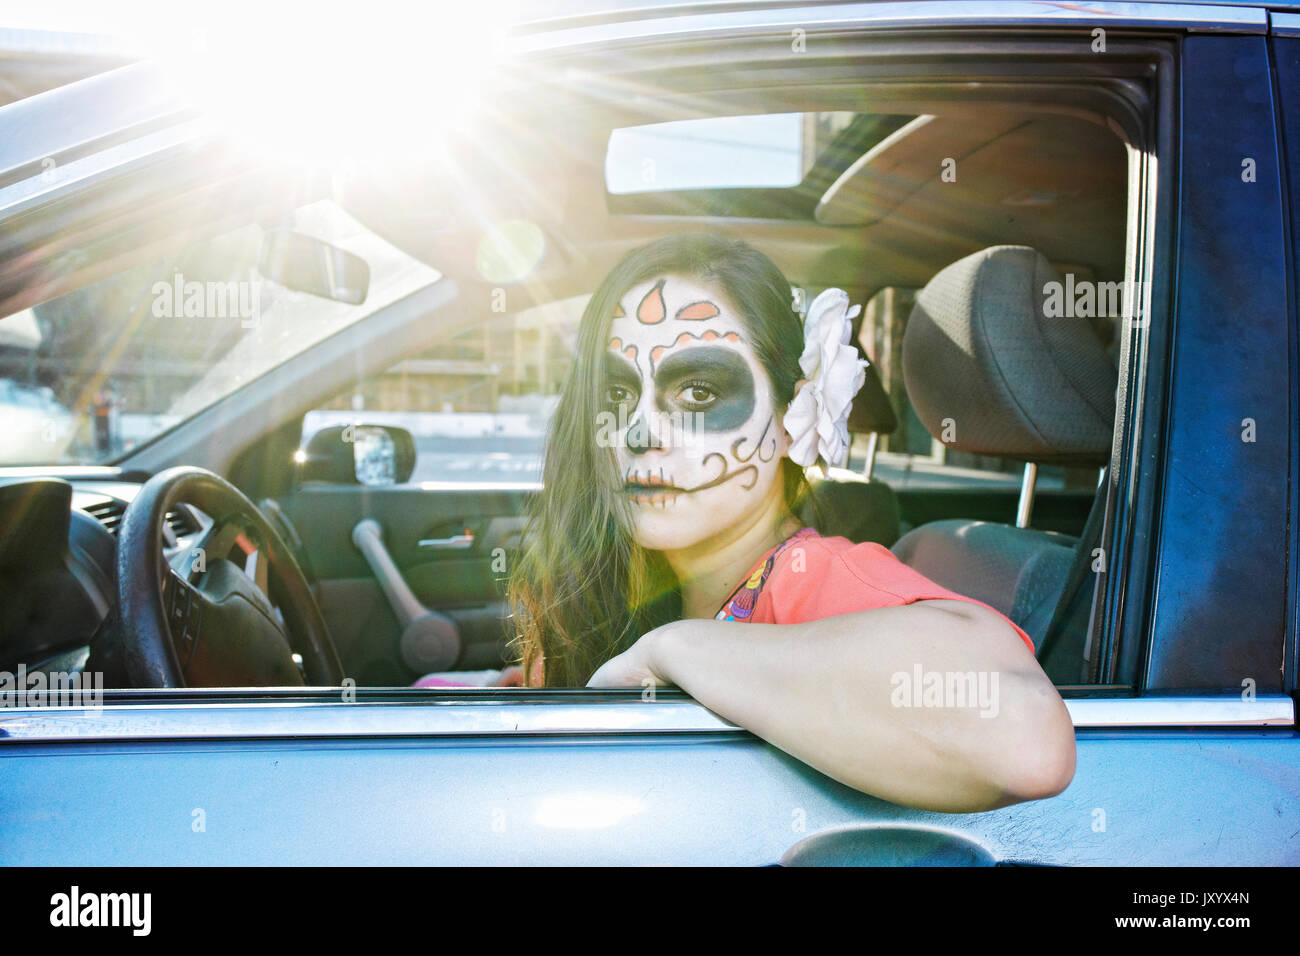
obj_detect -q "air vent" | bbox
[166,508,199,538]
[81,500,199,538]
[81,502,196,538]
[82,499,125,536]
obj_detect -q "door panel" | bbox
[279,485,532,682]
[280,486,530,585]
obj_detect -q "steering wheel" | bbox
[113,466,344,688]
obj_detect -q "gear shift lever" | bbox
[351,519,460,673]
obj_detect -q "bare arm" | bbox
[588,599,1076,813]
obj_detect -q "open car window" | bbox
[0,30,1150,704]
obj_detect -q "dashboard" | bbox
[0,475,209,674]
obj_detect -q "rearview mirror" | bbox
[297,424,416,486]
[259,230,370,305]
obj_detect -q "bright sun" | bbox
[122,2,506,167]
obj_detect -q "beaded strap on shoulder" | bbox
[716,528,820,622]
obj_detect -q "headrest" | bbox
[902,245,1116,466]
[846,359,897,435]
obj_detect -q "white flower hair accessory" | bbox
[784,287,868,470]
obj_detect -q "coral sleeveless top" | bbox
[715,527,1035,653]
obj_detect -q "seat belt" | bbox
[1035,468,1108,680]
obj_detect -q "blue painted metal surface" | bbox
[1,727,1297,865]
[1147,34,1291,690]
[1267,34,1300,694]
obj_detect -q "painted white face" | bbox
[602,276,789,552]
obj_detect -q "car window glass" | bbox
[0,199,440,465]
[300,294,589,486]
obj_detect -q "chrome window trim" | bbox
[0,694,1290,743]
[1271,10,1300,34]
[509,1,1267,54]
[1066,695,1293,727]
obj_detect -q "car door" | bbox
[1,2,1298,867]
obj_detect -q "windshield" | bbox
[0,199,440,465]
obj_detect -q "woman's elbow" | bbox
[953,604,1078,804]
[997,692,1077,805]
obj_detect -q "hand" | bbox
[585,624,677,689]
[490,664,525,687]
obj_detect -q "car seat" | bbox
[890,245,1117,677]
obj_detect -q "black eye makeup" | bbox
[675,380,719,410]
[653,346,755,431]
[601,352,641,410]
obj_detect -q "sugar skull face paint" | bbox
[603,276,788,551]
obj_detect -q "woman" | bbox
[508,232,1075,812]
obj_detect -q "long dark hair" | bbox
[509,233,809,687]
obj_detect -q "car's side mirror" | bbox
[259,229,370,305]
[297,424,416,486]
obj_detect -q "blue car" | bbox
[0,0,1296,868]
